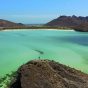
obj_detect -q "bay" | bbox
[0,29,88,77]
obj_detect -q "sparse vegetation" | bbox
[0,71,17,88]
[0,26,71,30]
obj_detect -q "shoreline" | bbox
[0,28,74,32]
[0,26,73,31]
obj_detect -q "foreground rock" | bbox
[10,60,88,88]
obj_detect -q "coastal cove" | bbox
[0,29,88,78]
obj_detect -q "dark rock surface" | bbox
[73,23,88,32]
[10,60,88,88]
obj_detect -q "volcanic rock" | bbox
[10,60,88,88]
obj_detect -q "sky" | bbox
[0,0,88,24]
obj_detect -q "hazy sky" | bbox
[0,0,88,24]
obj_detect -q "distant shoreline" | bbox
[0,28,73,32]
[1,29,74,32]
[0,26,73,31]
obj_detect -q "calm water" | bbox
[0,29,88,77]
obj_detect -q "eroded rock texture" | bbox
[11,60,88,88]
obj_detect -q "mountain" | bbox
[0,19,24,28]
[46,15,88,31]
[10,60,88,88]
[46,15,88,27]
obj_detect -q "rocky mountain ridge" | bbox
[46,15,88,26]
[46,15,88,31]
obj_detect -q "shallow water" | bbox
[0,29,88,77]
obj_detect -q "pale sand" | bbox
[2,29,58,31]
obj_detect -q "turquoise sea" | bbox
[0,29,88,77]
